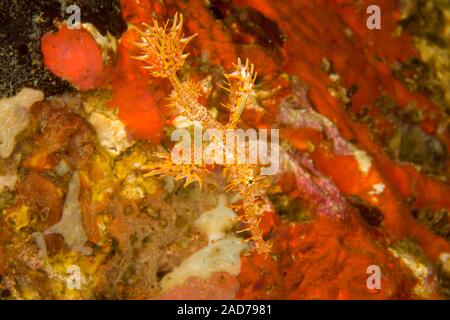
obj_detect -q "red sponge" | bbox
[41,26,108,90]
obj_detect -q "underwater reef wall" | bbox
[0,0,449,300]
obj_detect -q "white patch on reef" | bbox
[81,22,117,65]
[0,88,44,159]
[160,238,246,292]
[369,183,385,195]
[160,195,246,292]
[54,159,70,176]
[88,112,131,156]
[44,172,92,255]
[0,173,17,191]
[195,195,237,243]
[350,147,372,175]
